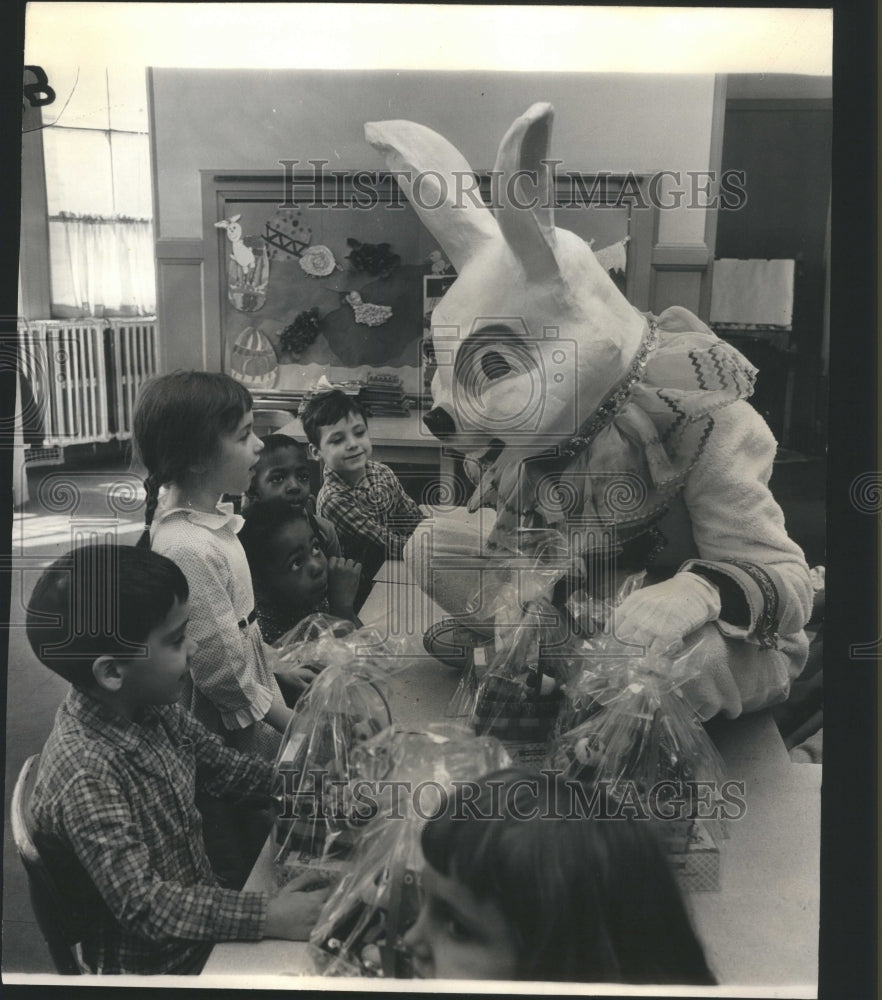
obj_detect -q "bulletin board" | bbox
[201,170,656,400]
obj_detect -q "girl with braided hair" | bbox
[133,371,293,759]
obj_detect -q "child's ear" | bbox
[92,655,125,693]
[308,444,322,462]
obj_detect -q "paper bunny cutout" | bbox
[215,214,256,272]
[365,103,646,462]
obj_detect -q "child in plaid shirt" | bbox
[25,544,330,975]
[303,390,425,585]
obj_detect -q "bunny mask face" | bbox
[365,103,647,462]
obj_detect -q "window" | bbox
[39,66,155,318]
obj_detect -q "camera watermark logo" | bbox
[0,317,62,451]
[421,318,580,448]
[848,472,882,659]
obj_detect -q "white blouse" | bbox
[151,500,275,737]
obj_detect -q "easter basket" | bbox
[308,725,511,977]
[271,615,409,864]
[445,528,588,750]
[468,598,573,742]
[550,632,728,880]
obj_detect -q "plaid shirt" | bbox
[30,687,275,974]
[315,461,425,573]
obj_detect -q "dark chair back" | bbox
[10,754,84,974]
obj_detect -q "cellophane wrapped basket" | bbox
[308,724,511,977]
[447,528,590,755]
[550,624,728,883]
[271,614,411,866]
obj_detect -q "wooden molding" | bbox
[155,239,204,261]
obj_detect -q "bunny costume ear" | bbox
[364,119,500,273]
[367,105,564,285]
[492,102,560,283]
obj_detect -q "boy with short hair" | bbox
[25,543,329,975]
[246,432,342,557]
[301,390,425,580]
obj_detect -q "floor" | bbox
[1,444,826,974]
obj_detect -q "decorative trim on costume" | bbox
[720,558,780,649]
[561,319,659,458]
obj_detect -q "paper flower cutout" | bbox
[593,236,630,275]
[345,291,392,327]
[279,307,323,358]
[345,238,400,277]
[299,245,337,277]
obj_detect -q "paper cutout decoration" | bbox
[427,250,455,275]
[593,236,630,275]
[279,307,323,359]
[216,214,255,270]
[217,215,270,312]
[299,245,338,277]
[230,327,279,389]
[345,238,400,277]
[345,291,393,327]
[265,209,313,260]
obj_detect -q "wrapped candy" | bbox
[549,572,729,889]
[272,615,411,864]
[309,724,511,977]
[552,569,647,735]
[550,632,728,857]
[447,528,590,752]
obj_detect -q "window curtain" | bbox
[43,126,156,318]
[48,215,155,318]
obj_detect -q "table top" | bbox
[202,565,820,992]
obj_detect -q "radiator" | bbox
[17,318,158,448]
[104,319,160,438]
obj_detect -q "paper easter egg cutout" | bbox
[230,327,279,389]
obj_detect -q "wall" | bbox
[19,100,51,320]
[716,98,832,452]
[149,69,719,371]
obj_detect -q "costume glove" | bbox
[614,572,721,658]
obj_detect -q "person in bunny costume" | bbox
[365,103,812,721]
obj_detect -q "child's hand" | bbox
[264,871,331,940]
[274,663,322,705]
[326,557,362,619]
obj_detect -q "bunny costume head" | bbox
[368,104,758,548]
[366,103,648,464]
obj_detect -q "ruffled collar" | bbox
[470,306,758,547]
[153,496,244,533]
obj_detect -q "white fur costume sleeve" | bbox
[673,401,812,718]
